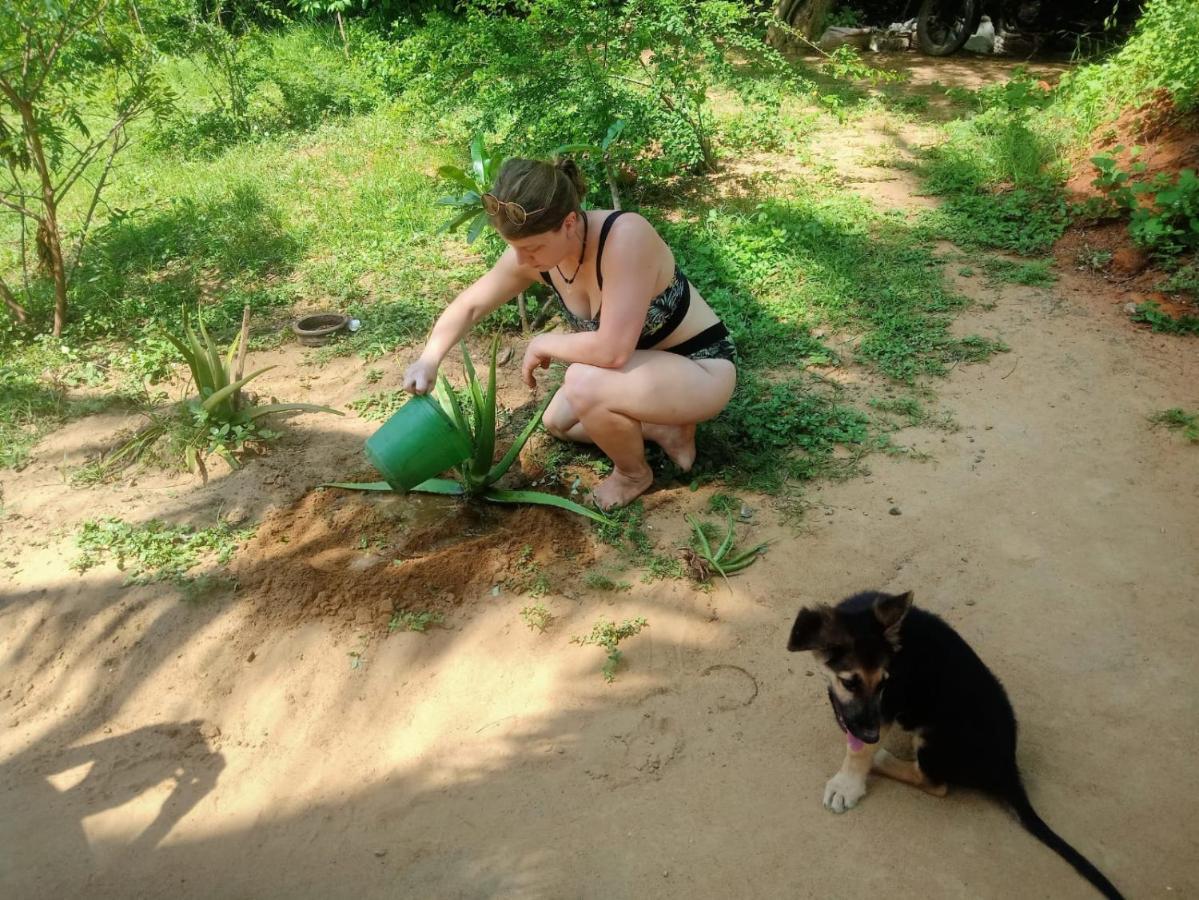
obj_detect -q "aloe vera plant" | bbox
[325,337,611,525]
[680,512,769,584]
[164,305,341,469]
[94,305,341,478]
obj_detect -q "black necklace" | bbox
[556,213,588,285]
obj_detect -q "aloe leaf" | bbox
[200,366,276,412]
[242,403,344,420]
[721,543,770,569]
[224,327,242,378]
[483,488,613,525]
[411,478,467,495]
[486,384,558,483]
[436,375,474,444]
[183,320,215,397]
[472,337,498,478]
[196,313,227,393]
[686,513,716,561]
[460,342,487,473]
[714,511,736,563]
[320,481,395,491]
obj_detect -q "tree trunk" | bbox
[778,0,834,39]
[17,100,69,336]
[335,11,348,58]
[517,291,529,334]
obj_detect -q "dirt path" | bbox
[2,59,1197,899]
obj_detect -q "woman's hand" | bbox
[403,357,440,395]
[521,335,554,388]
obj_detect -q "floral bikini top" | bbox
[539,211,692,351]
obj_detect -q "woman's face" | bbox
[505,212,578,270]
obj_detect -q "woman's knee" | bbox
[561,363,608,413]
[542,392,576,439]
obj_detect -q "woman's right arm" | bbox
[403,248,537,394]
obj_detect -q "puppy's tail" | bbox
[1006,780,1123,900]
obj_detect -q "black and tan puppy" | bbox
[788,590,1122,900]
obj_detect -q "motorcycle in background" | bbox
[915,0,1139,56]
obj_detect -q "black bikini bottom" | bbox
[662,323,737,363]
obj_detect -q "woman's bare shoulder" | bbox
[601,211,666,257]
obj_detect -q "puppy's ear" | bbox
[787,606,830,652]
[874,591,913,643]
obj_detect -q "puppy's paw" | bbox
[823,772,867,813]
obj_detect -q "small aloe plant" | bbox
[164,305,341,469]
[325,337,611,524]
[680,512,768,585]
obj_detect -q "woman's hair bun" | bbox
[554,156,588,201]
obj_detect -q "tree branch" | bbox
[69,126,127,280]
[54,105,140,204]
[0,275,29,325]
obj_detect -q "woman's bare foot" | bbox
[592,465,654,511]
[642,423,697,471]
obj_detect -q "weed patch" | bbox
[72,517,253,586]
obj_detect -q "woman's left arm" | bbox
[522,215,659,387]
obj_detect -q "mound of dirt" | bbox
[232,486,592,631]
[1057,90,1199,319]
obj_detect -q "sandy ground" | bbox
[2,58,1197,899]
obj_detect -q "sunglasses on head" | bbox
[482,193,546,226]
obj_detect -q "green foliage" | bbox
[149,22,382,155]
[1131,169,1199,256]
[571,617,649,682]
[0,0,175,334]
[88,304,341,479]
[511,544,551,597]
[593,500,653,557]
[582,571,632,592]
[519,602,553,632]
[696,371,872,492]
[73,516,252,585]
[347,390,405,421]
[1149,407,1199,443]
[1056,0,1199,134]
[388,609,445,632]
[978,256,1057,286]
[434,134,504,244]
[1131,301,1199,335]
[661,198,1001,381]
[368,0,794,181]
[919,101,1067,255]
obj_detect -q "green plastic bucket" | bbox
[364,394,472,491]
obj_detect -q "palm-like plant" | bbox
[435,134,504,244]
[326,337,611,524]
[92,305,341,479]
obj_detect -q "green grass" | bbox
[388,610,445,633]
[978,256,1058,287]
[72,516,253,586]
[1149,408,1199,443]
[1131,302,1199,335]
